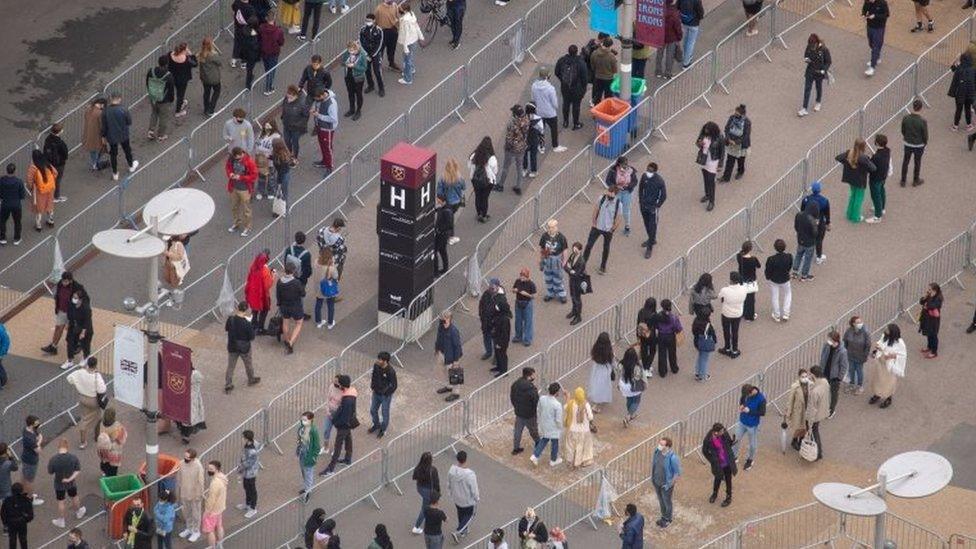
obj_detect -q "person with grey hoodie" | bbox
[101,92,139,181]
[842,316,871,395]
[237,429,260,518]
[530,383,565,467]
[223,108,256,153]
[447,450,479,543]
[530,68,565,153]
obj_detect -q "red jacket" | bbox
[259,22,285,57]
[665,5,683,44]
[226,154,258,193]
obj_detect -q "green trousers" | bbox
[869,179,886,218]
[846,186,865,223]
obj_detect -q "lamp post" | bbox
[92,188,214,498]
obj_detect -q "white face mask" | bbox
[854,323,864,330]
[72,298,81,305]
[801,376,811,384]
[826,337,836,346]
[366,20,374,26]
[301,418,311,426]
[348,49,356,55]
[657,444,667,453]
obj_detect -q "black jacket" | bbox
[101,104,132,144]
[225,314,256,353]
[794,201,819,247]
[43,134,69,168]
[764,252,793,284]
[518,517,549,544]
[0,493,34,528]
[299,65,333,98]
[554,53,589,98]
[0,176,27,209]
[281,96,311,135]
[861,0,889,28]
[146,66,176,104]
[678,0,705,26]
[370,363,398,396]
[510,377,539,419]
[275,277,306,310]
[332,393,358,429]
[67,296,93,335]
[869,147,890,183]
[478,290,496,332]
[949,57,976,101]
[701,432,738,476]
[835,152,876,189]
[359,24,384,58]
[491,295,512,344]
[121,508,154,549]
[804,43,831,79]
[638,172,666,212]
[284,244,313,284]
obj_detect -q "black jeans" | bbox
[455,505,475,535]
[828,378,841,414]
[657,333,678,377]
[0,206,22,241]
[561,91,582,126]
[702,169,716,203]
[203,83,221,115]
[542,116,559,148]
[721,315,740,352]
[569,278,583,318]
[721,154,745,180]
[108,140,134,174]
[434,233,449,273]
[447,1,465,43]
[901,145,924,183]
[809,420,823,459]
[251,309,268,332]
[243,476,257,509]
[493,340,509,373]
[326,428,352,471]
[365,55,385,92]
[345,75,364,114]
[712,466,733,498]
[7,524,27,549]
[382,28,399,66]
[815,222,827,258]
[802,75,823,109]
[245,59,257,89]
[301,2,323,38]
[473,185,491,217]
[640,210,658,246]
[954,98,973,126]
[926,329,939,354]
[639,337,656,370]
[174,79,190,112]
[592,78,613,105]
[743,290,756,320]
[583,227,613,271]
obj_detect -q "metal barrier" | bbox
[617,256,686,344]
[915,16,975,100]
[164,0,224,50]
[772,0,836,47]
[0,236,57,318]
[35,509,106,549]
[159,262,226,335]
[35,93,100,154]
[119,138,190,222]
[603,422,684,500]
[313,0,370,63]
[950,533,976,548]
[682,372,762,458]
[651,50,714,141]
[103,46,165,109]
[712,3,774,94]
[898,231,970,320]
[0,141,35,175]
[348,115,408,205]
[265,357,339,453]
[536,146,594,224]
[288,163,351,236]
[473,196,539,279]
[223,215,288,294]
[188,89,251,178]
[1,369,80,453]
[543,303,619,386]
[403,256,471,346]
[862,64,916,138]
[845,512,950,548]
[407,66,467,144]
[684,208,750,289]
[805,109,863,182]
[523,0,581,56]
[338,309,408,378]
[306,447,385,517]
[55,186,122,267]
[221,495,305,548]
[833,278,901,338]
[698,528,740,549]
[749,158,807,240]
[467,20,526,108]
[762,329,828,414]
[249,42,313,119]
[465,353,545,444]
[383,402,465,491]
[738,501,838,547]
[199,408,266,475]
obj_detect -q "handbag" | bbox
[675,330,686,346]
[94,372,109,409]
[349,415,361,429]
[589,419,598,434]
[742,280,758,294]
[272,188,287,217]
[267,314,284,341]
[695,148,708,166]
[799,431,819,462]
[580,274,594,294]
[448,366,465,385]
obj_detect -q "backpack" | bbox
[727,116,745,139]
[559,58,579,86]
[285,245,309,274]
[147,70,169,104]
[471,163,490,190]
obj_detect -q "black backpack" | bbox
[471,163,491,190]
[559,58,578,86]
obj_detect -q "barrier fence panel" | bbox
[224,215,288,293]
[738,502,838,547]
[713,3,774,93]
[36,510,106,549]
[543,304,619,386]
[306,447,385,517]
[348,115,408,204]
[805,110,862,182]
[474,197,538,278]
[314,0,370,64]
[844,512,949,548]
[465,353,545,443]
[288,163,351,238]
[684,208,750,289]
[222,495,305,549]
[158,263,226,335]
[898,231,970,318]
[536,146,593,223]
[120,138,190,220]
[862,64,916,138]
[617,256,686,344]
[603,422,684,500]
[404,256,470,345]
[56,187,123,267]
[762,329,829,413]
[591,95,653,164]
[699,529,740,549]
[950,533,976,548]
[338,309,407,381]
[523,0,580,54]
[0,141,35,176]
[383,402,465,488]
[200,408,266,474]
[749,159,806,240]
[651,50,714,140]
[265,358,339,450]
[249,42,313,119]
[164,0,224,50]
[188,89,251,175]
[467,20,525,108]
[0,236,57,316]
[104,46,165,109]
[833,278,900,337]
[1,371,80,454]
[772,0,835,46]
[915,16,975,99]
[682,372,762,457]
[407,66,467,144]
[37,93,100,154]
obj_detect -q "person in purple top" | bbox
[701,423,736,507]
[655,299,683,378]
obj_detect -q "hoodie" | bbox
[794,201,819,247]
[800,190,830,225]
[531,79,559,119]
[447,465,480,508]
[313,91,339,131]
[332,387,359,429]
[0,176,27,209]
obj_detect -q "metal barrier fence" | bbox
[591,95,653,166]
[684,208,750,289]
[617,256,686,343]
[407,66,467,144]
[0,236,57,317]
[467,19,526,108]
[164,0,224,50]
[651,50,714,141]
[862,64,916,138]
[772,0,835,47]
[845,512,950,548]
[383,402,465,491]
[950,533,976,548]
[898,231,970,319]
[188,89,251,177]
[403,255,471,345]
[221,495,305,548]
[749,158,807,240]
[36,93,100,154]
[603,422,684,501]
[712,3,774,94]
[313,0,370,64]
[465,353,546,444]
[160,262,227,335]
[834,278,901,338]
[307,447,385,517]
[805,109,863,182]
[761,329,828,414]
[338,309,408,378]
[348,115,408,205]
[200,408,267,475]
[119,138,190,221]
[739,501,838,547]
[249,42,313,119]
[104,46,164,109]
[265,357,340,453]
[916,16,975,100]
[543,303,619,386]
[682,371,762,458]
[288,163,351,236]
[473,196,539,279]
[523,0,581,55]
[536,146,594,223]
[55,186,122,267]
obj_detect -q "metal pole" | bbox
[145,215,161,505]
[620,0,635,105]
[873,472,887,549]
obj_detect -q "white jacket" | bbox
[468,154,498,184]
[397,12,424,49]
[67,368,106,398]
[877,337,907,377]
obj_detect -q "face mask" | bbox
[244,315,253,322]
[184,457,192,463]
[301,418,311,426]
[657,444,667,453]
[801,377,810,384]
[235,118,244,124]
[854,323,864,330]
[366,21,374,26]
[72,298,81,305]
[348,49,356,55]
[207,470,215,477]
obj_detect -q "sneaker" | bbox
[31,496,44,506]
[816,253,826,264]
[953,125,960,131]
[188,532,201,543]
[521,169,528,177]
[76,506,86,519]
[327,322,335,329]
[744,459,753,471]
[865,66,875,76]
[54,196,67,203]
[341,5,350,12]
[247,377,261,386]
[553,146,567,152]
[330,5,337,12]
[244,508,258,518]
[179,529,192,539]
[13,239,21,245]
[398,78,411,85]
[317,320,327,328]
[228,225,237,233]
[129,160,140,172]
[813,102,821,112]
[52,518,66,528]
[528,172,537,178]
[855,387,865,395]
[41,344,57,355]
[550,458,563,466]
[0,239,6,245]
[112,172,120,181]
[529,455,539,466]
[865,216,881,224]
[236,503,248,511]
[263,90,275,96]
[241,229,251,237]
[298,34,307,41]
[412,527,424,535]
[771,314,781,322]
[60,360,76,370]
[288,26,300,34]
[230,59,238,67]
[448,236,460,245]
[782,315,790,321]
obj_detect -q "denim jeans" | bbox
[403,46,416,83]
[802,75,824,109]
[625,394,641,416]
[157,532,173,549]
[300,464,314,492]
[866,26,885,68]
[262,55,279,92]
[849,360,864,386]
[425,534,445,549]
[533,437,559,461]
[321,414,334,443]
[733,423,759,462]
[513,301,534,344]
[415,486,434,529]
[792,244,815,276]
[654,484,674,522]
[513,416,539,450]
[617,189,633,229]
[88,150,99,169]
[314,297,335,324]
[277,169,291,202]
[283,128,301,158]
[681,24,701,66]
[695,349,712,378]
[370,393,393,431]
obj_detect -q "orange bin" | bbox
[590,97,632,159]
[139,453,182,495]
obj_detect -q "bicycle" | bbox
[418,0,450,47]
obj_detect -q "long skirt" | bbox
[870,361,899,398]
[77,395,101,438]
[564,429,594,467]
[542,256,566,298]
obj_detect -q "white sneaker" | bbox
[816,254,826,264]
[244,508,258,518]
[288,25,301,34]
[255,194,263,201]
[448,236,460,245]
[76,506,86,519]
[54,196,67,203]
[529,455,539,466]
[549,458,563,467]
[228,225,237,233]
[771,314,781,322]
[241,229,251,237]
[412,526,424,535]
[521,169,528,177]
[129,160,140,172]
[236,503,248,511]
[398,78,411,85]
[263,90,275,96]
[797,108,809,117]
[327,322,335,330]
[330,5,337,12]
[188,532,201,543]
[60,360,76,370]
[317,320,327,328]
[52,518,66,528]
[813,102,822,112]
[230,59,238,68]
[865,66,875,76]
[528,172,538,178]
[179,529,191,539]
[112,172,120,181]
[13,239,21,245]
[553,146,567,152]
[865,216,881,224]
[341,5,350,12]
[31,496,44,506]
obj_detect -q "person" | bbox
[835,139,876,223]
[798,34,831,117]
[176,366,207,444]
[321,375,358,476]
[565,241,587,325]
[720,105,751,182]
[678,0,705,68]
[487,528,508,549]
[512,268,537,346]
[41,271,83,358]
[397,3,423,85]
[792,200,819,281]
[298,56,332,104]
[447,450,479,542]
[225,301,260,392]
[101,92,139,181]
[531,67,564,152]
[244,250,275,334]
[304,509,326,549]
[410,452,440,535]
[910,0,934,33]
[311,87,340,173]
[375,0,401,71]
[638,162,667,259]
[718,272,747,358]
[47,439,85,528]
[313,247,340,329]
[320,375,344,454]
[121,497,153,548]
[518,508,548,546]
[254,120,281,201]
[800,181,831,263]
[66,357,104,449]
[843,316,871,395]
[733,384,766,471]
[691,308,716,381]
[96,407,126,477]
[522,102,543,178]
[369,524,394,549]
[235,430,260,519]
[510,367,541,455]
[604,157,638,236]
[423,492,448,549]
[900,99,928,187]
[490,291,513,376]
[437,158,467,219]
[202,461,227,548]
[42,123,68,203]
[276,262,306,354]
[655,0,682,78]
[862,0,889,76]
[160,233,189,288]
[866,134,891,224]
[741,0,762,35]
[225,146,257,237]
[232,0,257,68]
[590,38,618,105]
[82,97,106,171]
[619,503,645,548]
[651,437,681,528]
[798,366,828,462]
[702,424,736,506]
[434,194,454,274]
[617,347,646,427]
[177,448,205,542]
[538,220,568,302]
[689,272,717,316]
[0,322,7,388]
[736,241,761,321]
[296,411,321,498]
[341,41,368,120]
[564,386,595,467]
[583,185,621,274]
[819,330,849,418]
[531,383,564,467]
[360,14,386,97]
[281,87,310,162]
[63,287,93,371]
[153,490,177,548]
[317,218,347,279]
[469,137,498,221]
[258,12,284,95]
[870,323,907,408]
[783,369,810,451]
[478,280,498,361]
[168,43,197,116]
[633,39,651,80]
[554,45,588,130]
[919,283,943,359]
[696,121,723,211]
[588,333,615,412]
[198,37,222,117]
[67,527,90,549]
[1,483,32,549]
[368,352,397,437]
[656,299,682,377]
[497,105,528,193]
[313,518,339,548]
[299,0,325,40]
[286,231,314,287]
[0,443,16,500]
[27,149,57,231]
[764,239,793,322]
[435,311,464,402]
[18,416,43,507]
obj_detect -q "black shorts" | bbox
[744,1,763,15]
[55,485,78,500]
[281,307,304,321]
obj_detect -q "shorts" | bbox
[55,485,78,500]
[201,512,223,533]
[21,462,37,482]
[55,311,68,325]
[744,0,763,15]
[281,306,304,321]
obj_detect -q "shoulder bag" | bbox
[799,431,819,462]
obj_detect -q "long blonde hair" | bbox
[443,158,461,185]
[846,138,866,168]
[199,37,216,60]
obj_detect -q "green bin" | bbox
[99,474,144,502]
[611,75,648,130]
